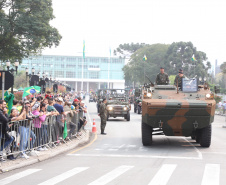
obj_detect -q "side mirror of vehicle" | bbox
[214,85,220,94]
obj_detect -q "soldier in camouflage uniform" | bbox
[174,69,185,88]
[155,67,169,85]
[98,98,108,135]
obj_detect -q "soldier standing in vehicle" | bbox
[174,68,185,88]
[98,98,108,135]
[156,67,169,85]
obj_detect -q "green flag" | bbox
[83,40,85,59]
[23,86,41,97]
[63,121,68,139]
[4,91,14,115]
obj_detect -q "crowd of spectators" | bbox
[0,91,88,162]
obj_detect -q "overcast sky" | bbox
[43,0,226,65]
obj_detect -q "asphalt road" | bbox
[1,100,226,185]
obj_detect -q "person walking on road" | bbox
[98,98,108,135]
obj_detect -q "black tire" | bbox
[195,130,201,143]
[126,112,130,121]
[138,106,141,114]
[199,125,212,147]
[142,122,153,146]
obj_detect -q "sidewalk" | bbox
[0,130,92,173]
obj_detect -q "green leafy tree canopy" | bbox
[0,0,62,64]
[165,41,210,78]
[114,42,149,59]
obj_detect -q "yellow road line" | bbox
[69,133,97,154]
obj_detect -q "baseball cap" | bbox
[57,97,64,102]
[74,98,79,102]
[160,67,164,69]
[32,103,40,111]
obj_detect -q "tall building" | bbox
[19,55,125,91]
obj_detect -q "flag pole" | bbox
[108,48,111,89]
[82,40,85,91]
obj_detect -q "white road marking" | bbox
[0,169,42,185]
[95,148,104,151]
[88,165,134,185]
[67,153,202,160]
[38,167,89,185]
[183,138,203,159]
[201,164,220,185]
[127,145,136,148]
[148,164,177,185]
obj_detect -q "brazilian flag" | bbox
[143,55,147,61]
[23,86,41,97]
[4,91,14,115]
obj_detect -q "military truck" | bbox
[96,89,131,121]
[141,78,218,147]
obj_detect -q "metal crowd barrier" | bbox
[0,110,83,161]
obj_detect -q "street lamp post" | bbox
[26,67,36,86]
[6,60,19,94]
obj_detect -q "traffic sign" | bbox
[0,71,14,90]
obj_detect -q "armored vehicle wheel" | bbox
[199,125,212,147]
[142,122,153,146]
[137,106,141,114]
[126,112,130,121]
[195,130,201,143]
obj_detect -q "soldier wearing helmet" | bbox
[155,67,169,85]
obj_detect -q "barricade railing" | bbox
[0,110,84,161]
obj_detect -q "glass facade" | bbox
[19,55,125,81]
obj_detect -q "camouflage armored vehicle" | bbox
[96,89,131,121]
[141,78,218,147]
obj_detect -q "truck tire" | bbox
[138,106,141,114]
[142,122,153,146]
[195,130,201,143]
[126,112,130,121]
[199,125,212,147]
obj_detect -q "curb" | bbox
[0,130,92,173]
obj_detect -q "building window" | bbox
[55,71,64,78]
[89,72,99,79]
[66,72,75,78]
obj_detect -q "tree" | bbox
[123,44,169,86]
[0,0,62,65]
[114,42,149,59]
[164,42,210,78]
